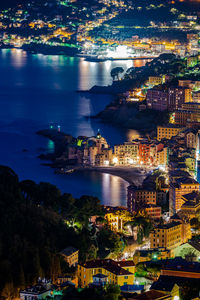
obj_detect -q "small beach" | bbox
[79,166,149,186]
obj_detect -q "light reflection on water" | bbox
[0,49,145,205]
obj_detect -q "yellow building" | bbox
[114,142,139,164]
[60,247,79,267]
[133,249,171,265]
[169,176,199,214]
[150,221,190,251]
[78,259,135,288]
[95,148,113,166]
[148,76,164,86]
[156,147,168,167]
[157,125,183,141]
[127,186,157,212]
[105,208,133,232]
[179,191,200,220]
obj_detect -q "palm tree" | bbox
[110,67,124,81]
[124,215,152,244]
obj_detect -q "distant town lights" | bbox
[106,45,132,59]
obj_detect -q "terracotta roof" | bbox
[117,260,135,267]
[161,257,200,273]
[182,192,200,208]
[129,290,169,300]
[189,241,200,252]
[60,246,78,256]
[79,259,134,276]
[151,275,200,292]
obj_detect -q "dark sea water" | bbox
[0,49,144,206]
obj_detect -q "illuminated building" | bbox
[95,148,113,166]
[147,86,192,112]
[150,221,190,251]
[127,185,157,212]
[105,207,133,232]
[148,76,165,86]
[20,283,53,300]
[160,257,200,279]
[181,102,200,112]
[60,247,79,267]
[179,191,200,220]
[185,129,199,149]
[130,290,171,299]
[156,147,168,167]
[172,110,193,126]
[157,125,183,141]
[169,176,199,215]
[143,205,162,220]
[133,249,170,265]
[168,87,192,111]
[146,87,168,111]
[114,142,139,164]
[89,146,98,166]
[78,259,135,288]
[193,91,200,103]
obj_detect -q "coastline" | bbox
[75,166,149,186]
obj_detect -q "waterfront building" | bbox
[89,146,98,166]
[147,86,192,112]
[139,142,152,165]
[60,247,79,267]
[157,125,183,141]
[114,142,139,164]
[95,148,113,166]
[169,175,199,214]
[78,259,135,288]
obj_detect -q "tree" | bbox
[180,248,197,262]
[1,282,15,300]
[124,214,152,243]
[97,228,124,257]
[110,67,124,81]
[104,284,121,300]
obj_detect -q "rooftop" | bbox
[151,275,200,292]
[155,221,182,230]
[79,259,135,276]
[60,246,78,257]
[182,191,200,205]
[161,257,200,273]
[20,284,51,295]
[129,289,170,300]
